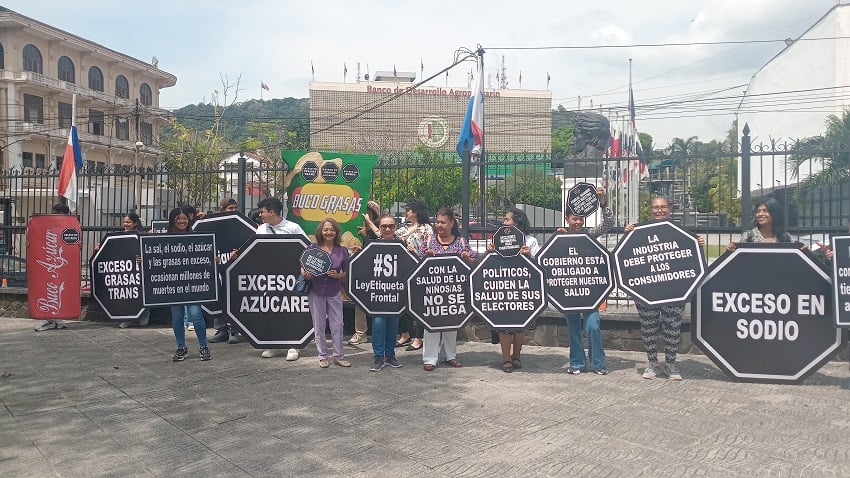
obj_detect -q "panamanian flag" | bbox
[57,125,83,213]
[456,56,484,162]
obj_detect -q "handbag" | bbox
[293,274,311,295]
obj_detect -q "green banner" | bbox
[283,151,378,249]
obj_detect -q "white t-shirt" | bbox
[257,219,306,236]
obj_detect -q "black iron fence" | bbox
[2,128,848,282]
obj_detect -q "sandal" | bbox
[405,342,423,351]
[423,364,436,371]
[511,358,522,370]
[502,361,514,373]
[396,338,412,348]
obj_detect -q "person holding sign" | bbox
[419,207,476,371]
[558,188,614,375]
[363,214,405,371]
[625,196,704,380]
[253,197,308,361]
[395,198,433,351]
[726,198,794,251]
[302,218,351,368]
[487,208,539,373]
[165,208,211,362]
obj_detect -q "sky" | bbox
[3,0,844,146]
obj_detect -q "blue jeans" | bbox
[171,304,207,348]
[565,311,605,370]
[371,315,399,359]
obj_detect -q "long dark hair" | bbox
[436,207,460,237]
[506,207,531,235]
[167,208,190,233]
[124,212,143,232]
[405,198,430,225]
[752,197,787,238]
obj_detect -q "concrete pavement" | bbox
[1,317,849,477]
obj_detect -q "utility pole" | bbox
[133,99,143,215]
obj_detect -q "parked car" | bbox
[0,254,26,287]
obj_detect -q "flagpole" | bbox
[477,47,486,238]
[70,94,77,210]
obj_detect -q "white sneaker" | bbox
[118,321,131,329]
[261,349,283,358]
[286,349,299,361]
[35,320,57,331]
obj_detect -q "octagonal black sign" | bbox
[300,247,332,276]
[537,233,614,312]
[470,253,546,328]
[693,243,840,384]
[91,232,145,320]
[347,240,418,315]
[829,234,850,328]
[225,235,314,348]
[407,255,473,331]
[566,182,599,217]
[613,220,706,306]
[492,225,524,257]
[192,211,259,316]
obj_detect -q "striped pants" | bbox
[635,303,684,365]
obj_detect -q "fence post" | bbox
[741,123,752,228]
[237,151,246,213]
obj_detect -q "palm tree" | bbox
[668,136,698,210]
[787,109,850,204]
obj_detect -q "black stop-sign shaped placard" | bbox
[225,235,314,348]
[470,253,547,328]
[830,234,850,328]
[300,247,332,276]
[192,211,259,316]
[407,255,473,331]
[492,225,525,257]
[91,232,145,320]
[537,233,614,312]
[613,220,706,306]
[694,243,840,384]
[347,241,417,315]
[566,182,599,217]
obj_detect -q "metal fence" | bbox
[2,129,847,283]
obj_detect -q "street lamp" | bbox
[134,141,144,214]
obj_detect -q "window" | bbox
[58,56,75,83]
[115,75,129,99]
[0,43,4,69]
[140,83,152,106]
[140,122,153,145]
[58,102,73,129]
[89,109,104,135]
[22,152,46,170]
[55,156,63,170]
[23,94,43,124]
[35,153,46,169]
[23,44,42,73]
[88,66,104,92]
[115,117,129,140]
[22,152,33,168]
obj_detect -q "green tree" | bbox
[159,118,226,207]
[786,109,850,204]
[371,146,477,215]
[638,132,654,159]
[502,167,563,211]
[551,125,573,161]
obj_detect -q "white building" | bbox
[0,6,176,228]
[738,4,850,196]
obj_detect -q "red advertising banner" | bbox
[26,214,81,319]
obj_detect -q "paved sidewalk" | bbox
[1,318,848,477]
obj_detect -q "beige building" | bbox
[0,7,176,230]
[310,80,552,154]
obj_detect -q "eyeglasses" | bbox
[651,205,670,211]
[379,224,397,229]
